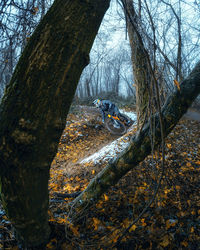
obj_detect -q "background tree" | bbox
[75,1,135,101]
[122,0,151,128]
[120,0,200,126]
[0,0,54,99]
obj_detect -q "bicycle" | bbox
[104,112,133,135]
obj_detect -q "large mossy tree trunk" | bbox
[124,0,151,128]
[67,61,200,224]
[0,0,110,247]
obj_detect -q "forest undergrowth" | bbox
[0,107,200,249]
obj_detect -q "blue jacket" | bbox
[98,100,119,122]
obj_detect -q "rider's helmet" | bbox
[93,99,101,107]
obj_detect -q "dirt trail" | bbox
[184,109,200,122]
[52,106,199,175]
[49,105,138,190]
[51,106,124,177]
[1,106,200,249]
[50,105,200,191]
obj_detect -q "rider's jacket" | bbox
[98,100,119,122]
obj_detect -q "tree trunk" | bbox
[85,78,91,97]
[124,0,150,128]
[0,0,110,247]
[67,61,200,224]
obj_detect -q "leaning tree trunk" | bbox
[0,0,110,247]
[67,61,200,224]
[124,0,151,128]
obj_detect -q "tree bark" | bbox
[124,0,150,128]
[67,61,200,224]
[0,0,110,247]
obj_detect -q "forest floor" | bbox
[0,106,200,249]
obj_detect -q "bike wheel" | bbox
[119,113,133,127]
[105,118,127,135]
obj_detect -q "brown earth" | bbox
[184,109,200,121]
[0,106,199,249]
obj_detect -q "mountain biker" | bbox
[93,99,119,123]
[93,99,130,125]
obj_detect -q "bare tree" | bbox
[0,0,53,99]
[122,0,151,127]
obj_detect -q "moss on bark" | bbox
[125,0,150,128]
[0,0,110,247]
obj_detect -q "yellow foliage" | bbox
[187,200,191,206]
[63,184,73,192]
[141,218,147,227]
[122,218,129,228]
[164,189,171,194]
[69,225,80,236]
[109,229,120,243]
[75,176,81,181]
[160,234,170,247]
[177,211,187,217]
[57,217,66,224]
[92,217,101,230]
[173,79,181,90]
[129,224,137,232]
[166,143,172,149]
[46,238,57,249]
[181,241,188,247]
[96,200,103,209]
[166,219,178,229]
[186,162,192,167]
[104,194,109,201]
